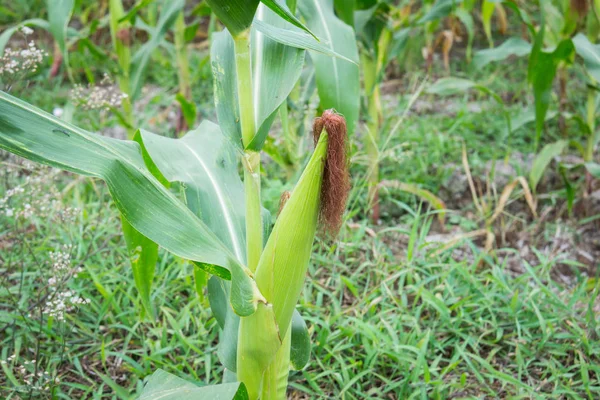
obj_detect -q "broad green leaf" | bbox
[419,0,463,24]
[205,0,260,37]
[0,91,259,317]
[573,33,600,82]
[211,5,305,151]
[472,37,532,70]
[426,77,475,95]
[140,369,248,400]
[290,310,311,370]
[261,0,316,37]
[129,0,185,101]
[121,217,158,319]
[193,266,208,302]
[298,0,360,134]
[530,140,568,190]
[47,0,74,76]
[137,122,247,263]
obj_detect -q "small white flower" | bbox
[52,107,64,117]
[5,208,13,217]
[21,26,34,35]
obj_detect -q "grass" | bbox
[2,10,600,400]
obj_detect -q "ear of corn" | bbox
[236,130,329,399]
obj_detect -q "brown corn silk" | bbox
[313,110,350,237]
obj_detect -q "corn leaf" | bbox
[140,369,248,399]
[573,33,600,82]
[205,0,260,37]
[211,5,305,151]
[47,0,74,75]
[298,0,360,134]
[0,91,259,317]
[129,0,185,101]
[426,77,476,95]
[137,122,247,263]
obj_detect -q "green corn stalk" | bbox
[174,10,194,133]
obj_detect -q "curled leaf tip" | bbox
[313,109,350,238]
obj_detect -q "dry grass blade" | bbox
[489,176,538,224]
[462,144,484,216]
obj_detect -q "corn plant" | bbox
[0,0,354,398]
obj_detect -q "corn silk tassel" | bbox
[237,110,350,399]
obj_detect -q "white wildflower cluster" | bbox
[0,40,47,76]
[1,355,60,391]
[0,163,80,222]
[40,245,88,322]
[71,73,128,111]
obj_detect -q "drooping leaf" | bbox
[137,122,247,263]
[573,33,600,82]
[140,369,248,400]
[0,91,259,317]
[121,217,158,319]
[47,0,74,75]
[530,140,568,190]
[472,37,532,70]
[298,0,360,134]
[129,0,185,101]
[205,0,260,37]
